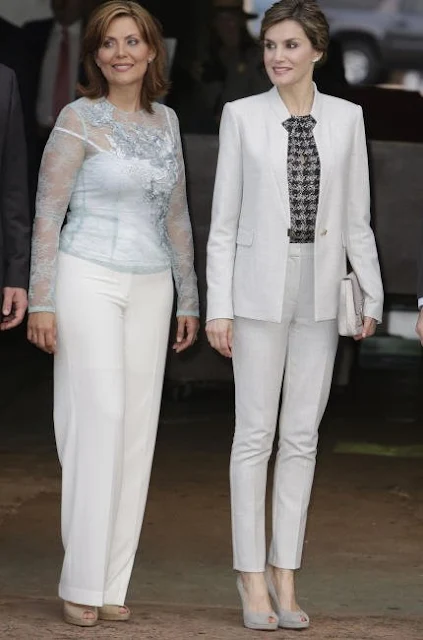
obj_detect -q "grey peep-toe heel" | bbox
[265,571,310,630]
[236,575,279,631]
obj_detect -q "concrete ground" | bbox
[0,327,422,639]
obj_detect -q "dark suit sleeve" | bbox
[417,225,423,305]
[1,70,31,289]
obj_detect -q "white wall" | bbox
[0,0,52,26]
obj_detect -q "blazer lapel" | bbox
[266,87,291,224]
[311,89,334,220]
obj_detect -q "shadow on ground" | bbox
[0,326,422,638]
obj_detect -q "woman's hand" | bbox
[27,312,57,354]
[173,315,199,353]
[354,316,377,341]
[1,287,28,330]
[205,318,233,358]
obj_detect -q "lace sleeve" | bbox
[28,105,86,313]
[166,108,199,317]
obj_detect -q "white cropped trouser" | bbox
[231,243,339,571]
[54,252,173,606]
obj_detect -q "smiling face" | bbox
[95,16,154,92]
[263,19,321,89]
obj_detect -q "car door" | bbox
[385,0,423,69]
[247,0,272,37]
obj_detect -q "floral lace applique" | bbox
[28,98,199,317]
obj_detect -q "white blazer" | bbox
[206,85,384,324]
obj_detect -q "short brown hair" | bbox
[79,0,169,112]
[260,0,329,64]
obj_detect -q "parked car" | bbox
[249,0,423,85]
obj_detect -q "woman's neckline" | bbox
[277,84,316,119]
[102,97,144,114]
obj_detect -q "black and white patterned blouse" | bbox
[283,115,320,243]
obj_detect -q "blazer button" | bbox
[320,229,328,236]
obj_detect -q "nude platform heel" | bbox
[63,601,98,627]
[98,604,131,621]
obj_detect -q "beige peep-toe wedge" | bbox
[98,604,131,621]
[63,601,98,627]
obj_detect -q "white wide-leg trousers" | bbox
[231,243,339,572]
[54,252,173,606]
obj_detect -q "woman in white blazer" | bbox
[206,0,383,632]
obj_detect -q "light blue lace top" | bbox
[28,97,199,316]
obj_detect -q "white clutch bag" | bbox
[338,272,364,337]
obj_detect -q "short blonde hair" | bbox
[260,0,330,64]
[79,1,168,112]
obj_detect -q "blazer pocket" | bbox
[236,227,254,247]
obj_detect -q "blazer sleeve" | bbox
[1,69,30,289]
[206,102,243,322]
[345,106,384,322]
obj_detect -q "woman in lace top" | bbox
[27,1,199,627]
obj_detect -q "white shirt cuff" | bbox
[418,297,423,310]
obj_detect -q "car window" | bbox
[402,0,423,13]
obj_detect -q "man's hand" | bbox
[416,309,423,346]
[1,287,27,330]
[172,315,200,354]
[353,316,377,341]
[205,318,233,358]
[27,312,57,354]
